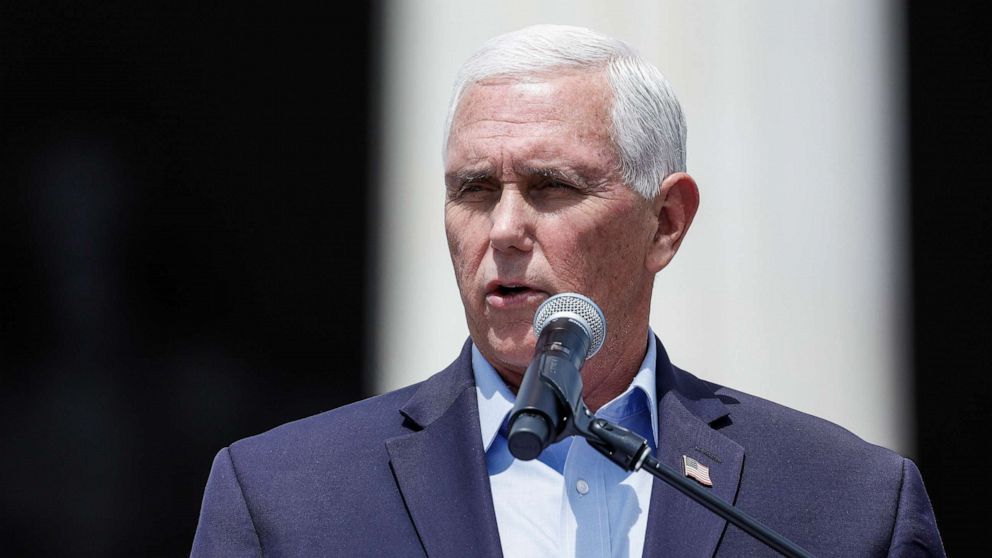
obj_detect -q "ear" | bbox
[645,172,699,273]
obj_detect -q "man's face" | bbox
[444,70,662,386]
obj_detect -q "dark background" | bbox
[0,3,985,555]
[1,3,373,555]
[908,2,989,554]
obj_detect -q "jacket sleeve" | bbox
[886,458,946,557]
[190,448,264,558]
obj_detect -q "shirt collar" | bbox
[473,329,659,452]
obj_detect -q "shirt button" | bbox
[576,479,590,495]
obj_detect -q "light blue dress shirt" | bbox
[473,331,659,558]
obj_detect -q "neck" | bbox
[579,324,650,412]
[490,299,654,412]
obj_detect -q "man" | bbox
[192,25,944,557]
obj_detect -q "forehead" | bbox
[456,69,611,118]
[446,70,615,170]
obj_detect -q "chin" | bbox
[484,329,535,372]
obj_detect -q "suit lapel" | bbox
[384,337,744,557]
[642,339,745,558]
[385,342,503,558]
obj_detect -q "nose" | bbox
[490,189,534,252]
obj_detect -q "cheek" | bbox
[548,215,649,293]
[445,213,489,282]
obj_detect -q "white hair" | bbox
[443,24,686,199]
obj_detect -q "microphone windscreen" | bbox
[532,293,607,359]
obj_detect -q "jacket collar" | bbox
[642,337,746,558]
[397,339,478,430]
[385,340,504,557]
[386,336,744,558]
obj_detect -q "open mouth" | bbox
[495,285,531,296]
[486,282,546,308]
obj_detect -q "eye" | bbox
[449,180,498,201]
[534,178,577,193]
[461,182,487,193]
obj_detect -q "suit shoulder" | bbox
[226,381,422,467]
[667,368,939,554]
[712,381,904,468]
[223,340,474,476]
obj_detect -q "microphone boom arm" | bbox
[563,392,815,557]
[518,333,814,558]
[506,293,814,556]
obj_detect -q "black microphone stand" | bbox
[578,410,813,558]
[539,370,815,558]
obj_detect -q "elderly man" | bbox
[192,25,944,557]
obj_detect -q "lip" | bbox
[484,279,549,309]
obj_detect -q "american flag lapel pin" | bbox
[682,455,713,487]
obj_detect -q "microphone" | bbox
[504,298,815,558]
[507,293,606,460]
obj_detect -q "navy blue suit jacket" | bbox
[192,339,944,557]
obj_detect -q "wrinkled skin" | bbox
[444,70,698,410]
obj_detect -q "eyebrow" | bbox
[520,165,582,184]
[445,167,495,186]
[444,161,605,189]
[516,164,602,189]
